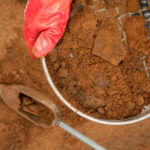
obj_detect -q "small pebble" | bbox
[108,111,116,117]
[98,107,105,114]
[19,69,25,74]
[70,89,78,95]
[28,104,39,115]
[61,61,66,68]
[53,63,60,70]
[127,102,135,110]
[95,97,106,107]
[69,53,74,58]
[23,106,38,116]
[22,97,33,105]
[12,70,17,75]
[57,68,68,78]
[137,95,144,105]
[104,105,110,111]
[0,122,7,131]
[84,96,105,109]
[118,100,123,105]
[14,74,20,80]
[95,86,105,95]
[104,0,115,7]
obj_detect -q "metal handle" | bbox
[58,121,106,150]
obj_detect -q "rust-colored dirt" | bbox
[0,0,150,150]
[47,0,150,120]
[20,94,55,126]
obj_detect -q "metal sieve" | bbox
[41,57,150,125]
[41,0,150,125]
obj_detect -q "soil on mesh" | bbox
[46,0,150,120]
[19,93,55,126]
[1,0,150,150]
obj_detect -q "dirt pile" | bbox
[46,0,150,120]
[0,0,150,150]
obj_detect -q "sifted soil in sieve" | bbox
[46,0,150,120]
[1,0,150,150]
[19,93,55,126]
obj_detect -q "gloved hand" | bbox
[24,0,72,58]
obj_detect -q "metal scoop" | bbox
[0,84,105,150]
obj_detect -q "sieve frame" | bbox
[41,57,150,125]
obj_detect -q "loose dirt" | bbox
[46,0,150,120]
[19,94,55,126]
[0,0,84,149]
[0,0,150,150]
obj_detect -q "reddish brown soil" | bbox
[20,94,55,126]
[46,0,150,120]
[127,0,140,12]
[0,0,150,150]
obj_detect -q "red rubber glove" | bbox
[24,0,72,58]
